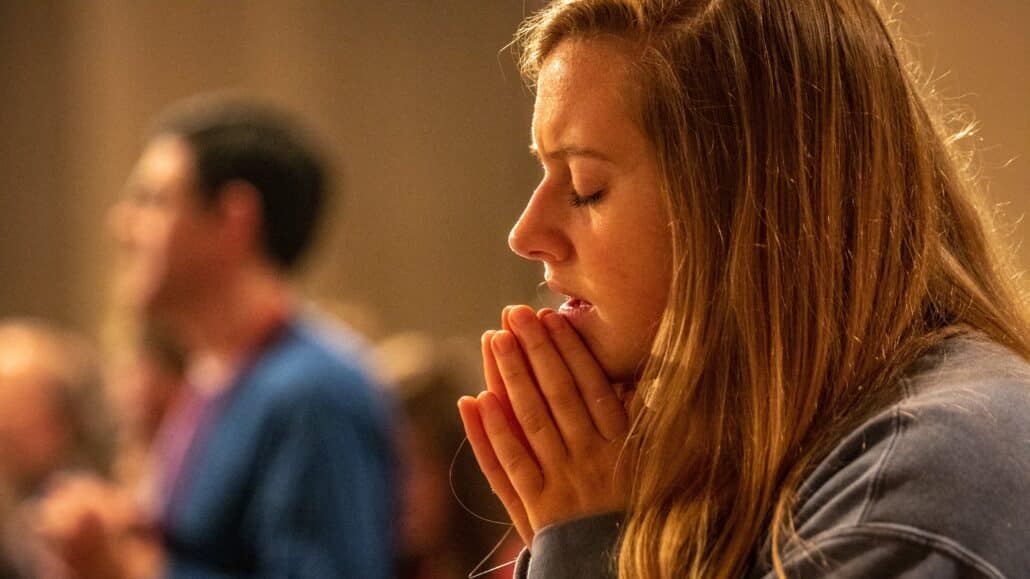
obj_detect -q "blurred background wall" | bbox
[1,0,1027,343]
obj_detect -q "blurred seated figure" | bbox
[0,319,114,578]
[376,333,519,579]
[30,323,184,579]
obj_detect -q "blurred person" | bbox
[458,1,1030,578]
[0,319,114,578]
[376,333,518,579]
[37,95,396,579]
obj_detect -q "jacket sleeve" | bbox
[750,524,1004,579]
[513,512,623,579]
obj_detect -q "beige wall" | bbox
[901,0,1029,266]
[1,1,1026,342]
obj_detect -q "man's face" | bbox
[109,136,228,321]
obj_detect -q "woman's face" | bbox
[509,37,672,383]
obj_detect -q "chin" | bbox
[114,271,160,312]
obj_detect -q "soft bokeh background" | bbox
[1,0,1027,341]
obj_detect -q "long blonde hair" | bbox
[516,1,1029,577]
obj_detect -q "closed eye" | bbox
[570,189,605,207]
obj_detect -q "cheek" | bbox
[130,210,171,250]
[123,226,173,290]
[607,221,670,301]
[614,224,671,332]
[637,206,673,296]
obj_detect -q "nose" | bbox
[507,182,571,264]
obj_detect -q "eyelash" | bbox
[534,164,605,207]
[570,189,605,207]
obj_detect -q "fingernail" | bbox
[483,397,506,426]
[491,331,514,354]
[476,391,498,414]
[542,312,563,332]
[510,306,536,330]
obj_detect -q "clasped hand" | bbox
[458,305,630,548]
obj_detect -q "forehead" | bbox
[532,37,640,150]
[129,135,195,190]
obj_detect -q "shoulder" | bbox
[238,314,393,431]
[786,336,1030,578]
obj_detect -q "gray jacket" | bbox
[514,335,1030,578]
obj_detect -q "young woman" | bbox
[457,1,1030,577]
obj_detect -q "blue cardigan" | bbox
[162,316,395,578]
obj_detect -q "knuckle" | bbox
[483,461,509,482]
[569,440,603,462]
[546,382,581,408]
[500,365,525,383]
[524,335,550,355]
[519,410,551,438]
[552,387,585,414]
[594,396,628,419]
[593,393,623,411]
[489,482,515,502]
[499,450,530,475]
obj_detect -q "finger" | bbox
[539,310,629,441]
[483,331,532,452]
[502,306,514,332]
[458,396,534,546]
[490,331,568,464]
[507,306,598,446]
[37,498,97,560]
[476,389,547,501]
[482,331,507,403]
[36,490,81,540]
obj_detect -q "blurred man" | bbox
[40,96,396,578]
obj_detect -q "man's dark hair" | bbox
[151,95,328,270]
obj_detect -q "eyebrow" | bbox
[529,143,614,164]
